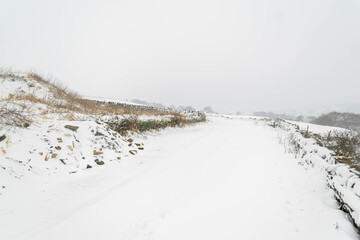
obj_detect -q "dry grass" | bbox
[1,70,206,131]
[27,73,82,104]
[0,104,33,127]
[107,115,205,136]
[7,93,185,118]
[27,72,187,117]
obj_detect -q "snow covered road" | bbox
[0,116,358,239]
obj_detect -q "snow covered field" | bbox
[0,116,358,239]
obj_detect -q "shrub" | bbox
[326,130,360,159]
[0,104,33,128]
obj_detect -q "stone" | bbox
[64,125,79,132]
[95,131,104,136]
[129,150,137,155]
[86,164,92,169]
[94,159,105,165]
[55,146,61,150]
[93,150,103,155]
[0,135,5,142]
[127,138,133,143]
[138,147,144,150]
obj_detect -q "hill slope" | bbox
[0,70,205,183]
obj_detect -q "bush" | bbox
[326,130,360,159]
[0,104,33,128]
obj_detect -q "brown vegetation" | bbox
[0,104,33,128]
[107,115,205,136]
[1,70,206,132]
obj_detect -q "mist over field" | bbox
[1,0,359,114]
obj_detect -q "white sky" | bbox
[0,0,359,114]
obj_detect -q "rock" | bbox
[93,150,103,155]
[117,157,121,160]
[55,146,61,150]
[60,159,66,165]
[95,131,104,136]
[94,159,105,165]
[86,164,92,169]
[64,125,79,132]
[0,135,5,142]
[138,147,144,150]
[68,146,73,151]
[129,150,137,155]
[51,153,57,158]
[135,143,141,146]
[57,138,63,143]
[23,122,30,128]
[127,138,133,143]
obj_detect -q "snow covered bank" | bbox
[0,70,205,181]
[269,118,360,231]
[0,120,145,190]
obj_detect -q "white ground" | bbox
[0,116,358,240]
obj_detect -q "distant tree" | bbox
[131,99,149,105]
[203,106,215,113]
[150,102,166,109]
[311,112,360,131]
[295,116,304,122]
[307,116,317,122]
[183,106,195,111]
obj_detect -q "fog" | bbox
[1,0,359,114]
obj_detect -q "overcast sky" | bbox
[0,0,359,114]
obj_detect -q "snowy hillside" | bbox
[0,70,205,186]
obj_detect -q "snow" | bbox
[85,96,147,106]
[287,120,346,135]
[0,116,358,239]
[0,73,54,100]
